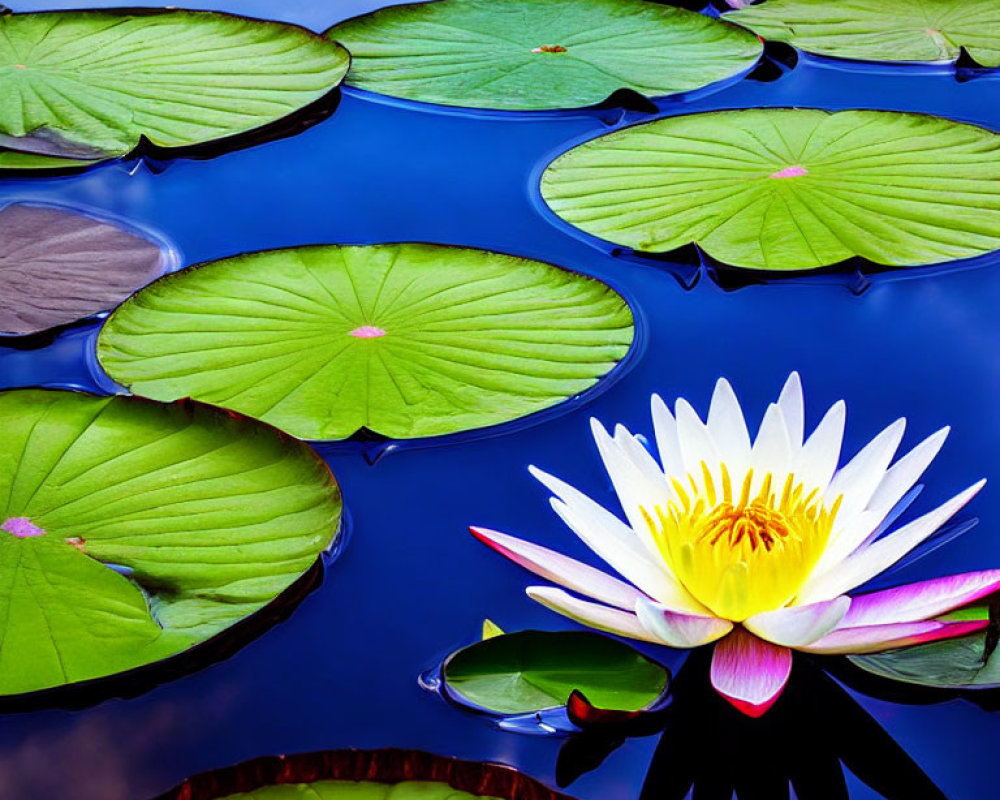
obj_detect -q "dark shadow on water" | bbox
[557,650,950,800]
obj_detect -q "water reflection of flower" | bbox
[473,374,997,716]
[558,652,949,800]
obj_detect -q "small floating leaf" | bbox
[849,627,1000,689]
[726,0,1000,67]
[97,243,634,441]
[0,204,167,336]
[482,619,506,640]
[152,748,575,800]
[442,630,669,715]
[0,9,349,169]
[0,389,342,697]
[541,108,1000,271]
[325,0,761,110]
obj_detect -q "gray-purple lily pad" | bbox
[0,204,170,336]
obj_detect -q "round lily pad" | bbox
[152,748,575,800]
[97,243,634,441]
[725,0,1000,67]
[325,0,761,111]
[0,203,171,336]
[541,108,1000,271]
[0,9,350,169]
[0,389,342,697]
[443,630,670,716]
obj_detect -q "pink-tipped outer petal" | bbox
[710,629,793,718]
[799,619,988,655]
[843,569,1000,628]
[634,597,732,648]
[527,586,660,644]
[470,526,643,611]
[744,596,851,647]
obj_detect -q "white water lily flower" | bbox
[472,374,996,716]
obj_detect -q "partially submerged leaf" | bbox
[726,0,1000,67]
[0,204,168,336]
[0,9,349,169]
[152,748,575,800]
[0,389,342,696]
[97,243,634,441]
[849,629,1000,689]
[326,0,761,110]
[442,630,669,715]
[541,108,1000,271]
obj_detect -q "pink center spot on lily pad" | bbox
[350,325,387,339]
[2,517,46,538]
[770,165,808,179]
[14,65,26,70]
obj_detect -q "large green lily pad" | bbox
[97,243,634,441]
[152,749,574,800]
[541,108,1000,271]
[0,9,350,170]
[726,0,1000,67]
[443,630,669,715]
[325,0,761,111]
[0,389,342,697]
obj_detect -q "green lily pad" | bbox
[0,389,342,697]
[97,243,634,441]
[541,108,1000,271]
[0,9,350,169]
[443,630,669,715]
[849,626,1000,689]
[0,203,169,336]
[725,0,1000,67]
[325,0,761,111]
[152,749,574,800]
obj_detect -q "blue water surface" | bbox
[2,2,1000,798]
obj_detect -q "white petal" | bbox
[471,526,644,611]
[825,418,906,518]
[613,423,669,497]
[529,466,708,615]
[707,378,752,475]
[634,597,732,648]
[675,397,720,478]
[792,400,846,493]
[797,480,986,603]
[527,586,659,643]
[651,394,685,478]
[777,372,804,451]
[866,427,949,522]
[590,420,668,559]
[748,403,792,492]
[743,596,850,647]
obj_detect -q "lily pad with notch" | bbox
[97,243,635,441]
[0,203,172,337]
[541,108,1000,272]
[325,0,762,111]
[441,630,671,725]
[0,8,350,171]
[0,389,343,698]
[151,748,576,800]
[725,0,1000,67]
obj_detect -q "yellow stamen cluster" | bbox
[642,463,840,622]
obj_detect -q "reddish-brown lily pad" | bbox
[151,748,575,800]
[0,204,169,336]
